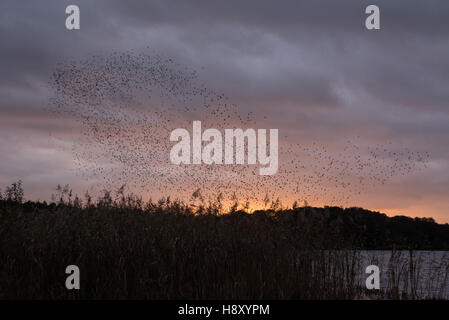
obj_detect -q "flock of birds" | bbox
[48,49,430,209]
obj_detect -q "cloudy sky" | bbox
[1,1,449,222]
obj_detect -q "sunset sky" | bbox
[1,1,449,222]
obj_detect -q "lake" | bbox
[358,251,449,299]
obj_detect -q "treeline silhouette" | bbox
[1,181,449,299]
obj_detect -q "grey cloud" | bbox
[0,0,448,220]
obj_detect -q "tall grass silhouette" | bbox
[0,181,448,299]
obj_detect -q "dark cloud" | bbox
[0,0,448,220]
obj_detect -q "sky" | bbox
[1,1,449,222]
